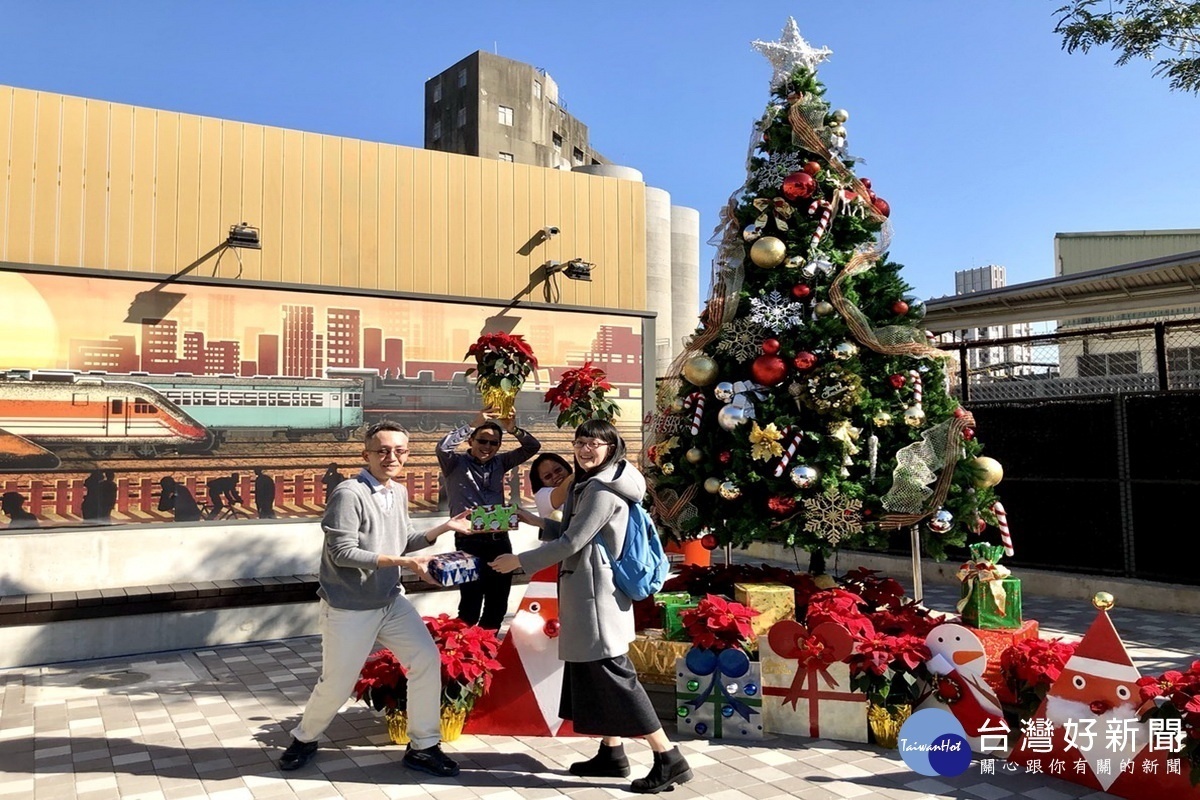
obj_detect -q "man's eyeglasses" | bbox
[370,448,409,457]
[572,439,610,451]
[473,438,502,447]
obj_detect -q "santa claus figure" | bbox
[924,623,1007,751]
[463,566,575,736]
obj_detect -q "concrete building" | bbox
[425,51,701,373]
[952,265,1034,377]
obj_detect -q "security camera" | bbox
[541,226,560,238]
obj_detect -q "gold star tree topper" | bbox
[751,17,832,89]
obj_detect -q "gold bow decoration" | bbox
[955,558,1012,617]
[749,421,785,461]
[753,197,795,232]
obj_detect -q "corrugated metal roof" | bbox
[925,249,1200,331]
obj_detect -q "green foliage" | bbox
[1055,0,1200,94]
[648,63,1005,560]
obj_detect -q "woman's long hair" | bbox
[529,452,573,492]
[572,419,626,480]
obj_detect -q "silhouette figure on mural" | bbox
[99,471,118,522]
[321,463,345,504]
[207,473,244,518]
[158,476,202,522]
[2,491,39,529]
[82,470,104,522]
[254,468,276,519]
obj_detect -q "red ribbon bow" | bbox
[767,620,855,710]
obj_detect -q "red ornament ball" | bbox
[792,351,818,371]
[701,533,719,550]
[888,373,907,389]
[962,427,976,441]
[873,197,891,217]
[718,450,733,465]
[781,171,817,201]
[791,283,813,300]
[761,338,781,355]
[802,161,821,176]
[953,406,968,419]
[751,354,789,386]
[891,300,910,316]
[974,517,987,534]
[860,177,872,189]
[767,495,798,516]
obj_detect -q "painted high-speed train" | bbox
[0,370,208,459]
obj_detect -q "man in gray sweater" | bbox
[278,421,473,777]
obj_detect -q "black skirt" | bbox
[559,655,661,737]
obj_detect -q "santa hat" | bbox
[521,566,559,600]
[1065,607,1139,683]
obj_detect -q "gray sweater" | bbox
[318,470,431,610]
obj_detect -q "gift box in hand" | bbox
[428,551,482,587]
[470,504,520,532]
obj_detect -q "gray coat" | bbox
[517,459,645,663]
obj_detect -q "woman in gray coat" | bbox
[490,420,693,794]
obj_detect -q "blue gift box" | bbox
[428,551,481,587]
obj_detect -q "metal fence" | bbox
[942,319,1200,402]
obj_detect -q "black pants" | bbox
[455,534,513,630]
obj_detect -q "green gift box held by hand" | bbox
[957,543,1023,630]
[469,504,519,532]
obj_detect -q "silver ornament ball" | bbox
[714,381,735,403]
[661,462,675,476]
[790,465,819,489]
[928,508,954,534]
[743,223,764,242]
[903,406,926,428]
[832,341,859,361]
[718,481,741,500]
[717,404,748,431]
[831,109,850,124]
[814,301,835,317]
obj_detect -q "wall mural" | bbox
[0,269,645,529]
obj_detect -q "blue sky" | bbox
[3,1,1198,305]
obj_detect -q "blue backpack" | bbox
[597,495,670,601]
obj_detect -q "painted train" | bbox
[0,367,552,463]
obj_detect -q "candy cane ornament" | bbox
[909,369,923,407]
[992,502,1013,557]
[808,199,832,251]
[773,428,805,477]
[684,392,705,436]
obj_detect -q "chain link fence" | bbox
[939,319,1200,402]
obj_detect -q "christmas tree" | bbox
[644,19,1005,563]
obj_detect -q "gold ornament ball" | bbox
[786,256,805,269]
[814,301,835,317]
[829,124,848,138]
[685,448,704,465]
[832,341,859,361]
[661,462,675,476]
[671,398,685,413]
[903,406,926,428]
[703,477,722,494]
[1093,591,1115,611]
[872,411,892,427]
[831,108,850,124]
[718,480,741,500]
[750,236,787,268]
[971,456,1004,488]
[682,354,719,387]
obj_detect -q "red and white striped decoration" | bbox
[684,392,705,436]
[773,427,805,477]
[909,369,923,406]
[993,501,1014,557]
[808,199,832,251]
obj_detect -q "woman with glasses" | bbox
[529,452,574,521]
[491,420,693,794]
[436,409,541,630]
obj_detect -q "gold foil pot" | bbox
[480,383,520,419]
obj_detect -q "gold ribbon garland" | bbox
[878,410,975,530]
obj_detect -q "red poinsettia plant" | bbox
[997,637,1078,721]
[847,631,933,713]
[1137,660,1200,783]
[680,594,760,652]
[543,361,620,428]
[464,331,539,392]
[353,615,503,716]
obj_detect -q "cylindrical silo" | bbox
[670,205,701,363]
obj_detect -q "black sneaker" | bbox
[403,743,460,777]
[278,737,319,771]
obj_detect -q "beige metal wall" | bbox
[0,85,646,310]
[1055,229,1200,276]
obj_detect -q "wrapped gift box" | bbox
[975,619,1039,696]
[657,593,699,641]
[628,630,692,685]
[758,628,867,742]
[734,583,796,638]
[675,649,763,740]
[428,551,481,587]
[960,577,1023,629]
[470,504,519,532]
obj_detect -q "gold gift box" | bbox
[628,630,692,685]
[734,582,797,638]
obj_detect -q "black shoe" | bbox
[403,744,460,777]
[569,742,631,778]
[278,737,318,771]
[630,747,693,794]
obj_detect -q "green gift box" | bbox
[957,543,1023,629]
[469,504,519,532]
[659,595,699,642]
